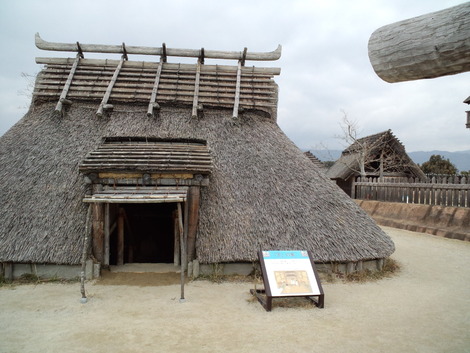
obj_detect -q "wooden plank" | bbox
[36,33,282,61]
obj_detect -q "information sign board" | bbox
[251,250,324,311]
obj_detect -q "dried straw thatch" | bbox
[0,101,394,265]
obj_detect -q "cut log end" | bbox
[368,2,470,83]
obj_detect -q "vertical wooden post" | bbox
[177,203,185,301]
[92,203,104,264]
[186,186,201,262]
[80,204,92,303]
[173,211,180,266]
[104,203,110,267]
[351,177,356,199]
[117,208,125,266]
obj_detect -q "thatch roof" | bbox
[0,102,394,265]
[327,130,425,180]
[0,38,394,265]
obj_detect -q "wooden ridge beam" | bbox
[36,33,282,61]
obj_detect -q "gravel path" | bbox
[1,226,469,353]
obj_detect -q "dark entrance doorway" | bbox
[110,203,177,265]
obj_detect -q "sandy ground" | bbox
[1,226,469,353]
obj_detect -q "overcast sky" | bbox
[1,0,469,153]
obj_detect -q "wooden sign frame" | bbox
[251,250,324,311]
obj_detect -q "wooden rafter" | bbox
[96,55,126,117]
[147,59,163,117]
[55,54,81,115]
[192,59,202,118]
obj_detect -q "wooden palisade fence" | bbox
[353,176,470,208]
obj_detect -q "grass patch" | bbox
[333,258,401,283]
[196,259,400,285]
[0,274,80,287]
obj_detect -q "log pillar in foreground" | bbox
[91,203,104,264]
[368,2,470,83]
[186,186,201,262]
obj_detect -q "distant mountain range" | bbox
[309,149,470,172]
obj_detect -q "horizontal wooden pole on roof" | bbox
[36,33,282,61]
[36,78,277,94]
[34,87,277,103]
[96,172,193,179]
[84,197,186,203]
[95,177,209,186]
[368,2,470,82]
[36,77,276,91]
[87,155,212,162]
[81,163,212,170]
[38,64,277,79]
[33,92,278,109]
[36,57,281,75]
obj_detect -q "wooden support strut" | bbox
[35,33,282,61]
[232,48,247,118]
[147,59,163,117]
[192,57,202,118]
[232,61,242,118]
[55,54,81,115]
[96,51,126,117]
[104,203,110,267]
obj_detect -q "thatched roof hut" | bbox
[327,130,425,196]
[0,35,394,277]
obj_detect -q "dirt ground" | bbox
[1,226,469,353]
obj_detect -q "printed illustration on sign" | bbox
[274,270,312,294]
